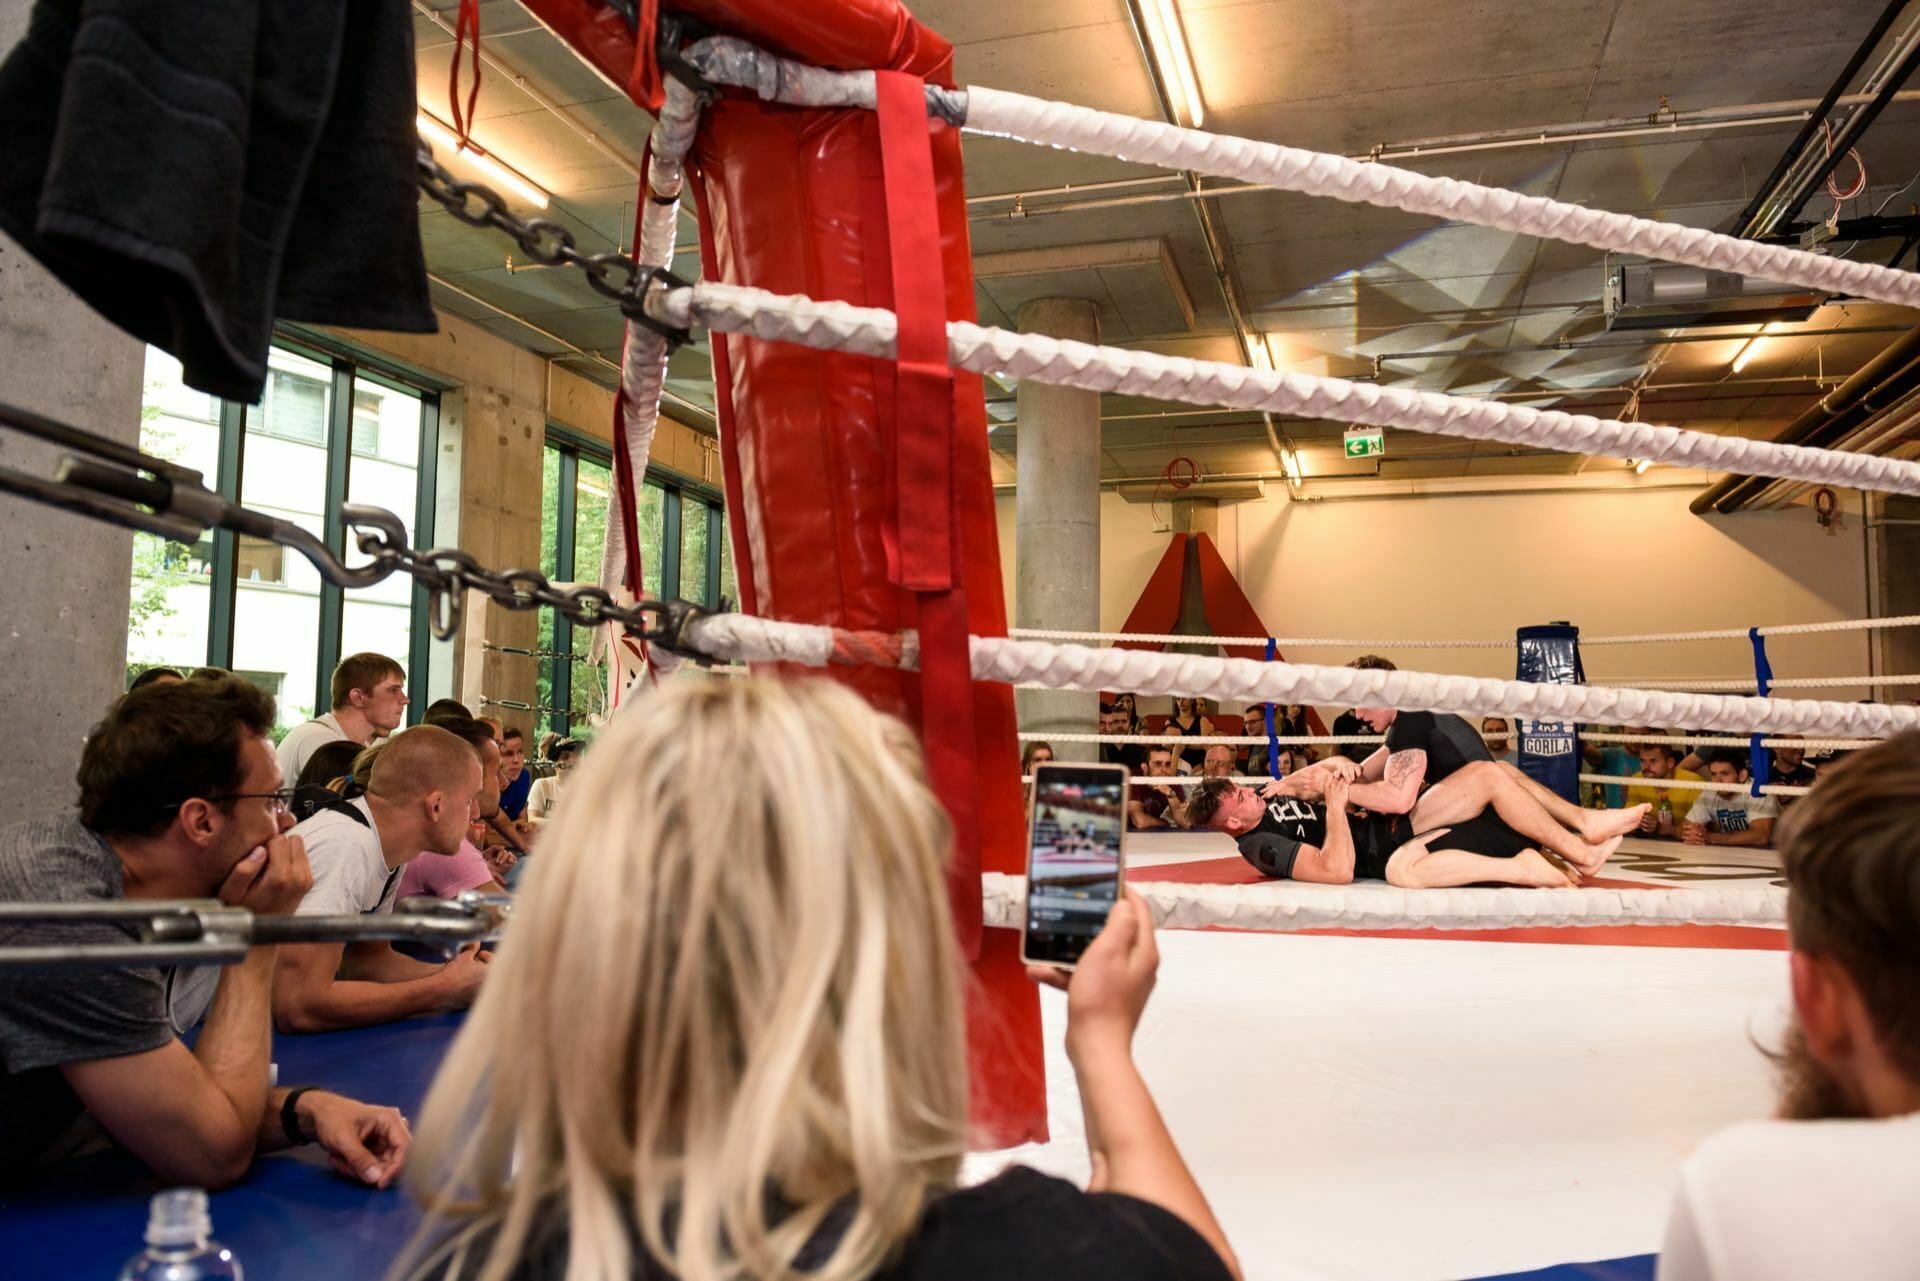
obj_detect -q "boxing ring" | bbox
[499,4,1911,1276]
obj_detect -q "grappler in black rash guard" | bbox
[1186,766,1577,889]
[1334,656,1647,876]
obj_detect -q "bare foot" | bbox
[1579,833,1624,871]
[1513,848,1576,888]
[1579,804,1649,842]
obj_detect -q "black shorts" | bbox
[1425,809,1534,860]
[1353,813,1412,880]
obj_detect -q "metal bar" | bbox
[1770,32,1920,230]
[0,896,509,971]
[553,447,578,734]
[661,485,683,601]
[409,391,442,710]
[209,399,247,667]
[704,499,723,606]
[1374,324,1912,365]
[1732,0,1909,235]
[317,360,355,709]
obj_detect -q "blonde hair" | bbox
[399,678,969,1281]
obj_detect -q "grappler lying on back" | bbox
[1185,758,1597,888]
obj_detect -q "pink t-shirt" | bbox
[396,838,495,901]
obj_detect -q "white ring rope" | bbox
[959,86,1920,310]
[1579,732,1877,750]
[680,36,1920,310]
[982,873,1787,933]
[1579,772,1812,798]
[1009,614,1920,650]
[1023,732,1384,746]
[650,279,1920,498]
[683,613,1920,738]
[1024,730,1881,750]
[1008,628,1514,649]
[1020,774,1272,786]
[1593,673,1920,691]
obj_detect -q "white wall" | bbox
[995,484,1875,716]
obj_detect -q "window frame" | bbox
[161,339,441,722]
[539,426,725,738]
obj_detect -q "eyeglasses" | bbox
[209,788,300,815]
[161,787,299,816]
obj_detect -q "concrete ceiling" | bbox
[410,0,1920,491]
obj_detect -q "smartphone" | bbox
[1022,762,1129,969]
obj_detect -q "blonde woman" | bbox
[399,678,1238,1281]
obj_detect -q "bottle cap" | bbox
[145,1188,212,1248]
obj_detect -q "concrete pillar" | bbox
[0,4,147,823]
[1014,297,1101,760]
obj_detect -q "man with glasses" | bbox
[274,652,410,781]
[273,724,490,1033]
[0,675,411,1188]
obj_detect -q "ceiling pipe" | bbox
[1731,0,1910,236]
[1691,326,1920,514]
[1739,382,1920,508]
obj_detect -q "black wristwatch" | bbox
[281,1086,319,1145]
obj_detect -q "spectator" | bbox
[1482,716,1514,765]
[1331,705,1373,763]
[1628,743,1703,839]
[296,740,365,792]
[273,725,490,1033]
[398,678,1239,1281]
[1657,736,1920,1280]
[275,652,409,781]
[476,716,503,742]
[1164,696,1206,770]
[126,666,182,692]
[535,731,560,763]
[1199,744,1237,780]
[1097,703,1143,773]
[1681,751,1779,848]
[1585,725,1654,807]
[526,739,582,822]
[1237,707,1270,777]
[423,699,471,722]
[1128,746,1188,831]
[0,675,408,1187]
[1769,735,1818,804]
[423,708,523,867]
[400,717,512,899]
[1113,691,1141,733]
[1273,748,1307,777]
[1020,741,1054,775]
[497,728,534,822]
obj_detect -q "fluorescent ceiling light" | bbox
[1141,0,1206,128]
[417,113,550,209]
[1247,333,1277,372]
[1729,322,1784,375]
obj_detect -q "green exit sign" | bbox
[1344,428,1385,459]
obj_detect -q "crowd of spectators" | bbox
[0,652,1911,1281]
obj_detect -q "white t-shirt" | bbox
[1659,1111,1920,1281]
[527,775,565,820]
[276,713,349,783]
[1685,787,1779,833]
[291,797,397,916]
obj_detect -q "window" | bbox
[537,432,727,737]
[125,343,439,722]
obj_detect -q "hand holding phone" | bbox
[1027,888,1159,1059]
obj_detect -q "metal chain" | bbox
[415,148,691,347]
[343,504,725,649]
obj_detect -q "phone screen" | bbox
[1023,763,1128,968]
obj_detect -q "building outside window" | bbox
[536,430,727,741]
[126,343,439,736]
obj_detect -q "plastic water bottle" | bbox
[118,1189,243,1280]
